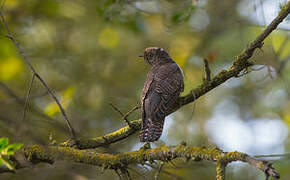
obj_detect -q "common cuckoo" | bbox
[139,47,184,142]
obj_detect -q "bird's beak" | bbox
[139,54,144,57]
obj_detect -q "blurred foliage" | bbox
[0,137,23,171]
[0,0,289,179]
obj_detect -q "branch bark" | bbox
[0,1,289,180]
[175,1,290,110]
[61,0,290,150]
[216,160,226,180]
[0,144,280,179]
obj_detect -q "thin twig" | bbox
[254,153,290,158]
[22,74,35,124]
[125,168,132,180]
[0,81,68,133]
[203,58,211,81]
[0,10,76,139]
[154,162,164,180]
[244,155,280,179]
[16,74,35,140]
[114,169,123,180]
[123,105,140,127]
[120,167,132,180]
[109,103,125,116]
[109,103,139,127]
[0,81,24,104]
[188,90,197,120]
[123,105,140,121]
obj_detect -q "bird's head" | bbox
[139,47,172,66]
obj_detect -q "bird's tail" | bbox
[140,118,164,142]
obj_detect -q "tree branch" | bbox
[60,119,141,149]
[175,1,290,111]
[0,144,280,179]
[0,10,76,139]
[216,160,226,180]
[0,1,289,179]
[61,1,290,150]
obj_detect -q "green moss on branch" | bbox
[58,2,290,151]
[0,144,279,179]
[60,119,142,149]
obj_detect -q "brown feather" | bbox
[140,47,184,142]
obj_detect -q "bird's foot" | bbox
[140,142,151,150]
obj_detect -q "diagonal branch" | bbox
[0,10,76,139]
[62,1,290,149]
[0,2,289,179]
[175,1,290,110]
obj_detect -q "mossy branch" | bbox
[216,160,227,180]
[175,0,290,110]
[0,1,289,180]
[0,144,280,179]
[61,1,290,150]
[60,119,142,149]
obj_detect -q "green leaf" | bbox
[0,157,2,165]
[0,138,9,152]
[4,144,23,155]
[0,155,15,171]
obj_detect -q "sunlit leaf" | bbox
[4,143,23,155]
[44,103,59,116]
[98,27,119,49]
[44,86,76,116]
[0,138,9,152]
[284,113,290,126]
[0,57,23,81]
[63,86,76,100]
[0,155,15,170]
[62,86,76,108]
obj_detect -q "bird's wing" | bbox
[154,63,184,115]
[140,63,184,142]
[141,69,154,124]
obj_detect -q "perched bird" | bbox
[139,47,184,142]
